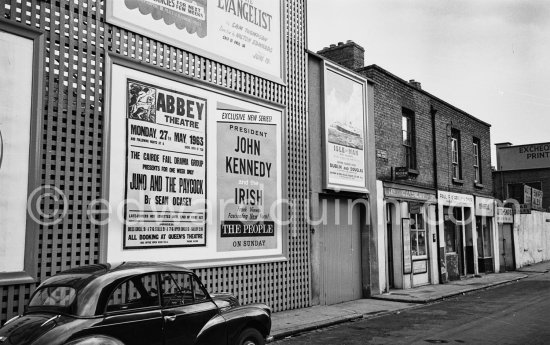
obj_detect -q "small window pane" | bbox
[107,274,159,312]
[192,277,208,302]
[30,286,76,308]
[161,273,194,307]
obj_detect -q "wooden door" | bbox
[320,197,363,305]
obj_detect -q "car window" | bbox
[106,274,160,312]
[192,276,209,302]
[29,286,77,309]
[162,272,209,307]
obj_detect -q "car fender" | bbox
[195,304,270,345]
[223,304,271,344]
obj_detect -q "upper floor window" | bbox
[451,129,462,179]
[402,110,416,169]
[473,138,481,183]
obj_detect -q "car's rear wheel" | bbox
[235,328,265,345]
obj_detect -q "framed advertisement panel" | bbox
[106,0,284,83]
[322,61,368,193]
[104,56,285,267]
[0,19,43,284]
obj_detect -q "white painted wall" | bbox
[514,211,550,268]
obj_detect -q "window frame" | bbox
[160,272,212,308]
[0,18,44,285]
[105,273,162,314]
[402,109,417,170]
[473,138,481,183]
[451,129,462,180]
[410,211,427,259]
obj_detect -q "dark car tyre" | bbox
[235,328,265,345]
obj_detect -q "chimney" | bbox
[409,79,422,89]
[317,40,365,71]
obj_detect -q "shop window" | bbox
[107,274,160,312]
[451,129,462,180]
[473,138,481,183]
[410,209,426,257]
[444,207,460,253]
[402,110,417,170]
[476,217,492,258]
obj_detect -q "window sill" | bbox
[408,169,419,176]
[452,178,464,185]
[0,271,36,287]
[474,183,484,189]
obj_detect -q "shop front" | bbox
[475,196,497,273]
[437,191,477,282]
[383,183,438,290]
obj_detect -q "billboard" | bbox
[497,143,550,170]
[106,0,283,82]
[322,62,368,193]
[107,61,284,266]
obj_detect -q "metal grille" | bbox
[0,0,308,323]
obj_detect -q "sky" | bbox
[307,0,550,165]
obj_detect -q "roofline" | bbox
[496,142,550,149]
[306,49,375,85]
[360,64,491,128]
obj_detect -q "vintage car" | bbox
[0,262,272,345]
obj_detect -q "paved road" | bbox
[272,272,550,345]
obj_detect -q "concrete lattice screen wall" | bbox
[0,0,309,324]
[514,211,550,268]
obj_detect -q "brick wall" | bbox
[360,65,493,197]
[493,169,550,209]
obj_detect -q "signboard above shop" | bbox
[107,0,284,82]
[437,190,474,207]
[475,196,495,217]
[496,207,514,223]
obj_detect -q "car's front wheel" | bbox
[235,328,265,345]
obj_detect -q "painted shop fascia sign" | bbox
[496,207,513,224]
[498,143,550,170]
[475,196,494,217]
[437,190,474,207]
[384,187,434,202]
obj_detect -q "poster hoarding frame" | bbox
[102,53,288,268]
[321,60,369,194]
[0,19,44,284]
[105,0,286,84]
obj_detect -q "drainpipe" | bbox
[431,105,443,283]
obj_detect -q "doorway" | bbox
[319,197,363,305]
[498,223,515,271]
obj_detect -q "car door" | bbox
[89,273,164,345]
[161,272,223,345]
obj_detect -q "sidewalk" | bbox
[517,260,550,273]
[270,270,532,341]
[372,271,527,304]
[270,298,417,340]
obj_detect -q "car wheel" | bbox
[235,328,265,345]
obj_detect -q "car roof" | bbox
[34,262,193,317]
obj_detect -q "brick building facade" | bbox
[318,41,496,291]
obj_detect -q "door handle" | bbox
[164,315,177,322]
